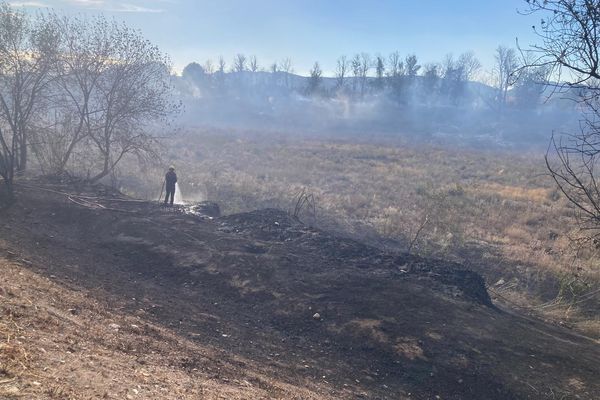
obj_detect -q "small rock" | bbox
[495,278,505,286]
[312,313,321,320]
[108,323,120,330]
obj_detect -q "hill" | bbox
[0,179,598,399]
[173,71,579,150]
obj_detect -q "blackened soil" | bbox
[1,180,599,399]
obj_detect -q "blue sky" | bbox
[9,0,542,76]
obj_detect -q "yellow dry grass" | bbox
[475,182,552,203]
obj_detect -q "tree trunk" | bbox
[0,175,14,205]
[17,137,27,172]
[89,169,109,183]
[89,157,110,183]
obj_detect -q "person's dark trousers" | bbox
[164,185,175,205]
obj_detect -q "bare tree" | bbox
[280,57,292,73]
[335,55,348,90]
[249,55,259,73]
[457,51,481,81]
[405,54,421,77]
[359,53,371,97]
[441,54,461,102]
[351,54,361,95]
[269,62,279,86]
[423,63,441,101]
[30,13,110,175]
[201,59,214,92]
[233,53,247,73]
[522,0,600,242]
[441,52,480,104]
[88,21,177,182]
[387,51,404,78]
[307,61,322,95]
[0,6,178,192]
[0,2,58,188]
[247,55,259,86]
[389,54,419,102]
[513,62,549,108]
[42,15,178,182]
[441,53,456,75]
[374,55,385,90]
[215,56,226,92]
[217,56,226,73]
[204,59,214,74]
[522,0,600,87]
[280,57,293,88]
[0,4,59,199]
[493,46,519,108]
[387,51,404,98]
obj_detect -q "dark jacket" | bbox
[165,171,177,188]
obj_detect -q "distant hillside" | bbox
[172,70,579,149]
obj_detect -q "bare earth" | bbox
[0,180,598,399]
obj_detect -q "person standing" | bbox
[164,166,177,205]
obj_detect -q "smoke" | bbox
[173,71,580,151]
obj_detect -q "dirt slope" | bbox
[0,180,598,399]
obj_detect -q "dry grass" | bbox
[0,256,334,399]
[117,129,599,337]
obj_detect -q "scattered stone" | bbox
[312,313,321,320]
[108,323,120,330]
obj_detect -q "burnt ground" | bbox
[0,179,599,399]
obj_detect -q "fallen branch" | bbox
[407,215,428,255]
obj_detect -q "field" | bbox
[118,128,600,338]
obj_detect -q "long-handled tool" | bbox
[157,179,165,204]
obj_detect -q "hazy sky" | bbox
[10,0,541,76]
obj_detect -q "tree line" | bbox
[181,46,550,110]
[181,0,600,260]
[0,2,177,201]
